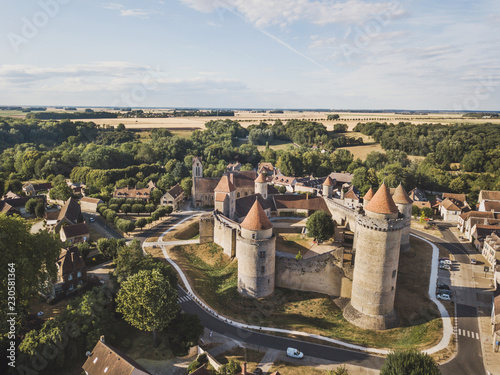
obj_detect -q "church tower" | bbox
[322,176,334,198]
[214,175,236,220]
[344,182,404,330]
[392,183,413,253]
[192,157,203,178]
[237,199,276,298]
[255,173,268,199]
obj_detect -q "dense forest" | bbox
[0,117,499,206]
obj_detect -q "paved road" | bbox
[177,288,385,370]
[83,212,123,239]
[412,227,486,375]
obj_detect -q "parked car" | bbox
[286,347,304,359]
[437,293,451,301]
[470,258,477,265]
[437,283,450,290]
[440,259,452,265]
[89,217,95,223]
[437,289,452,296]
[439,263,451,271]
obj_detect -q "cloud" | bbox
[100,2,124,10]
[100,2,157,18]
[177,0,406,27]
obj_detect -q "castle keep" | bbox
[196,157,412,330]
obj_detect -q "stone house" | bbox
[343,186,361,209]
[271,175,297,193]
[60,223,90,244]
[113,186,152,202]
[0,195,46,217]
[22,182,53,196]
[80,197,103,212]
[83,336,151,375]
[478,190,500,212]
[439,193,469,222]
[257,162,277,176]
[458,211,500,240]
[227,161,241,172]
[161,183,185,210]
[48,246,87,298]
[470,225,500,251]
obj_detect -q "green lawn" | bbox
[168,239,444,350]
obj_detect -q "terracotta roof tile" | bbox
[344,186,359,200]
[392,184,413,204]
[443,193,466,203]
[484,201,500,212]
[61,223,89,238]
[480,190,500,201]
[274,194,329,212]
[194,178,220,194]
[58,198,81,223]
[241,199,272,231]
[364,183,399,215]
[323,176,334,186]
[215,175,236,192]
[255,173,267,183]
[81,197,102,204]
[363,187,374,201]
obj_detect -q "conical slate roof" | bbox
[214,175,235,193]
[241,199,272,231]
[255,173,267,183]
[392,184,413,204]
[363,187,374,201]
[323,176,334,186]
[364,183,399,214]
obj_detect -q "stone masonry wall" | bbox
[275,250,346,296]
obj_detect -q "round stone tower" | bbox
[363,187,374,208]
[255,173,268,199]
[392,183,413,253]
[323,176,334,198]
[237,199,276,298]
[344,182,404,330]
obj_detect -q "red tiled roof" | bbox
[363,187,374,201]
[480,190,500,201]
[113,186,151,199]
[241,199,272,231]
[328,172,353,184]
[460,211,495,221]
[323,176,334,186]
[484,201,500,212]
[443,193,466,203]
[392,184,413,204]
[272,175,296,185]
[441,198,461,211]
[194,178,219,194]
[274,194,329,213]
[61,223,89,238]
[344,187,359,200]
[81,197,102,204]
[255,173,267,183]
[364,183,399,215]
[215,192,227,202]
[215,175,236,192]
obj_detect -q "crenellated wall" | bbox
[275,249,350,297]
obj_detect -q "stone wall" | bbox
[212,213,238,258]
[275,249,347,296]
[199,214,214,244]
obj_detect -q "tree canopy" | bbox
[380,349,441,375]
[306,211,335,242]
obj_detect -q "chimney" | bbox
[306,193,309,200]
[229,173,235,185]
[243,362,247,374]
[100,335,105,343]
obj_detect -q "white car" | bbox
[439,263,451,271]
[286,347,304,359]
[437,293,451,301]
[441,259,452,265]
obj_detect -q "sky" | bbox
[0,0,499,110]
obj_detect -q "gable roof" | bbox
[392,184,413,204]
[409,187,427,201]
[272,175,296,185]
[113,187,151,199]
[81,197,102,204]
[166,183,184,200]
[364,183,399,215]
[344,186,359,200]
[58,246,86,276]
[231,171,258,188]
[460,211,495,221]
[479,190,500,202]
[274,194,329,213]
[441,198,461,211]
[328,172,353,184]
[194,178,220,194]
[0,195,44,208]
[241,199,272,231]
[443,192,467,204]
[3,191,20,199]
[61,223,89,238]
[0,203,19,215]
[82,339,151,375]
[235,194,271,218]
[214,175,236,193]
[483,201,500,212]
[58,197,81,223]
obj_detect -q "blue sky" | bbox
[1,0,499,110]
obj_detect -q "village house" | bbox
[46,246,87,298]
[257,162,278,176]
[113,186,152,202]
[470,225,500,252]
[66,179,86,196]
[478,190,500,211]
[161,183,185,210]
[80,197,104,213]
[83,336,151,375]
[271,175,297,193]
[0,195,46,217]
[22,182,53,196]
[60,223,90,244]
[328,172,354,189]
[55,197,82,232]
[439,193,470,223]
[483,232,500,268]
[2,191,20,199]
[458,211,500,241]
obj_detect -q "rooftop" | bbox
[364,183,399,215]
[241,199,273,231]
[363,187,374,201]
[214,175,236,193]
[392,184,413,204]
[323,176,334,186]
[255,173,267,183]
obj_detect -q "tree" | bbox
[25,198,39,215]
[333,123,348,133]
[422,207,433,218]
[136,217,147,229]
[380,349,440,375]
[180,177,193,197]
[276,185,286,194]
[132,203,144,213]
[116,269,179,347]
[169,313,204,354]
[97,238,125,259]
[412,205,421,218]
[277,153,303,177]
[34,200,45,218]
[306,211,335,242]
[117,219,135,234]
[77,242,91,259]
[0,214,61,315]
[121,203,132,215]
[218,360,241,375]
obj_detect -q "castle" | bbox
[194,158,413,330]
